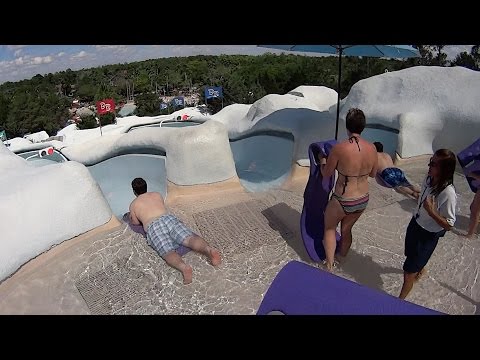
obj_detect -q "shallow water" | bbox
[230,133,294,192]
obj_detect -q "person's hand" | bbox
[317,153,327,164]
[423,195,435,214]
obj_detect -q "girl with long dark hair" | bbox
[399,149,457,299]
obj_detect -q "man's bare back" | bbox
[377,152,395,174]
[130,192,168,231]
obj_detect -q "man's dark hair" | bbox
[132,177,147,195]
[346,108,366,134]
[373,141,383,152]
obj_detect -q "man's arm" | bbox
[129,203,141,225]
[320,146,338,179]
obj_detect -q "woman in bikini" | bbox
[319,108,378,271]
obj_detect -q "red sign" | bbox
[96,99,115,115]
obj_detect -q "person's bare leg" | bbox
[465,191,480,238]
[399,271,417,299]
[323,199,345,272]
[162,251,193,284]
[415,267,426,282]
[183,234,221,266]
[339,211,364,258]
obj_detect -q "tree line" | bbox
[0,45,478,138]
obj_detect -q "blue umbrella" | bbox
[258,45,420,139]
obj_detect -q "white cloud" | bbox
[14,57,24,66]
[0,54,56,77]
[71,50,88,59]
[94,45,128,51]
[31,56,53,65]
[14,49,23,57]
[57,52,66,57]
[0,60,12,70]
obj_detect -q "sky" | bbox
[0,45,473,84]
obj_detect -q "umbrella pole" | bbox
[335,47,343,140]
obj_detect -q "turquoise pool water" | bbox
[87,154,167,217]
[230,132,295,192]
[17,149,66,167]
[128,121,200,132]
[362,127,398,157]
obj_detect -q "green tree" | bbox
[99,112,116,125]
[450,51,478,70]
[135,92,161,116]
[76,115,98,130]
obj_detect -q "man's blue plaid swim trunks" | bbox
[146,214,195,256]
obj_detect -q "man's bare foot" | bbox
[208,247,221,266]
[415,268,426,282]
[182,265,193,285]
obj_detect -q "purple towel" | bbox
[457,137,480,193]
[122,213,190,256]
[257,261,443,315]
[300,140,341,262]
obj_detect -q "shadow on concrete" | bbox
[437,281,479,315]
[262,202,404,291]
[452,214,479,236]
[261,202,311,262]
[397,198,418,214]
[339,249,404,292]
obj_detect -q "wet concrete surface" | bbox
[1,156,478,315]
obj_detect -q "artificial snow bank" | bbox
[4,106,209,153]
[338,66,480,158]
[211,86,338,161]
[0,142,112,282]
[61,120,237,186]
[24,131,49,143]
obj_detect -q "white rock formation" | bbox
[0,142,112,282]
[339,66,480,157]
[288,85,338,111]
[212,90,337,161]
[24,131,49,143]
[61,120,237,185]
[3,137,33,150]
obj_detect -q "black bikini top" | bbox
[336,135,369,195]
[349,135,361,152]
